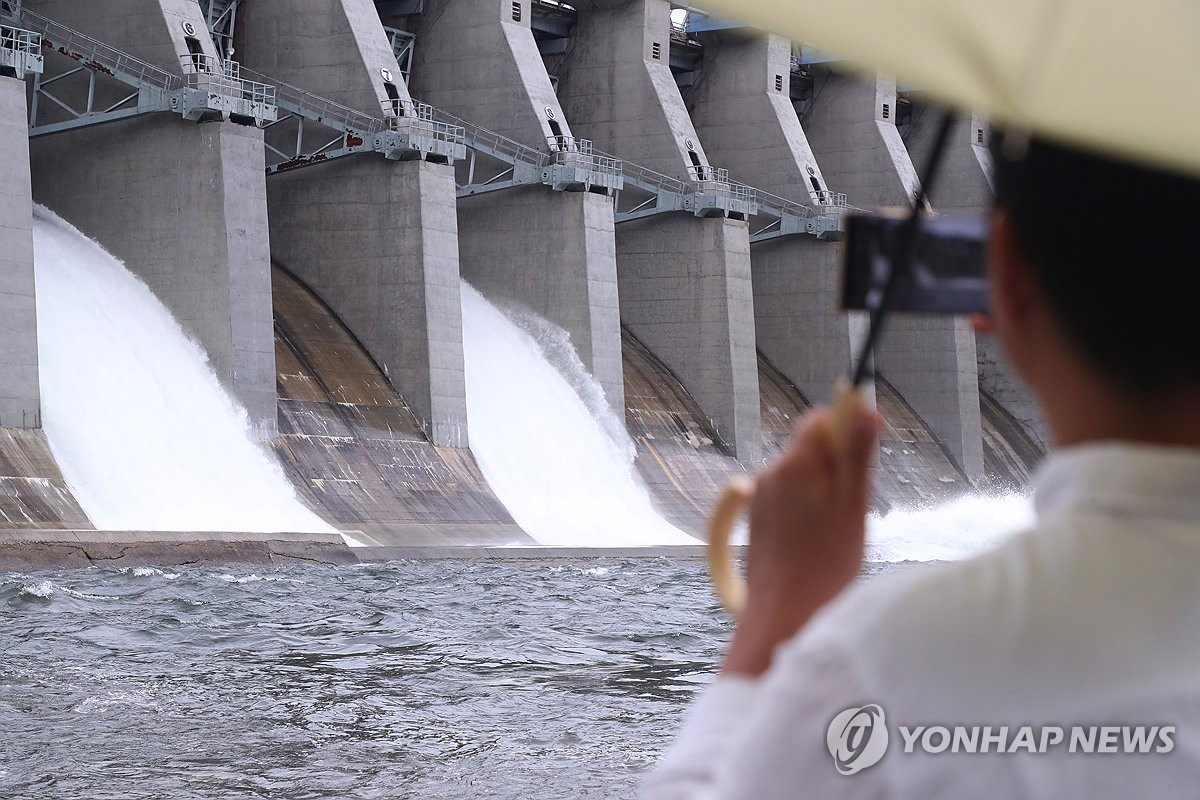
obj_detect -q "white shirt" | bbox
[643,442,1200,799]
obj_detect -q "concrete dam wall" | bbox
[0,0,1046,544]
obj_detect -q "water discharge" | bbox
[459,282,697,546]
[28,204,1029,557]
[867,493,1033,563]
[32,206,339,538]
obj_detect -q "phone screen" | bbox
[841,213,989,315]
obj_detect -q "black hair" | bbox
[990,132,1200,396]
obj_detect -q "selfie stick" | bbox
[707,112,959,616]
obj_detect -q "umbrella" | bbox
[686,0,1200,179]
[697,0,1199,613]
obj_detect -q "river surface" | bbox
[0,558,911,799]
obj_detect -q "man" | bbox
[642,131,1200,798]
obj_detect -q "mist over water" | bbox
[867,493,1033,562]
[32,206,337,537]
[459,282,697,547]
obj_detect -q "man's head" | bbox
[985,132,1200,443]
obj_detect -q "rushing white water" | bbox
[32,206,340,538]
[726,492,1031,562]
[459,282,697,546]
[866,493,1033,562]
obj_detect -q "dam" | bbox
[0,0,1044,554]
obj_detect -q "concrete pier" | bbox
[685,30,870,407]
[903,106,1050,450]
[405,0,624,414]
[554,0,761,460]
[26,0,278,439]
[0,75,39,430]
[802,70,984,479]
[238,0,468,447]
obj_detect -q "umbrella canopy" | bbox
[689,0,1200,179]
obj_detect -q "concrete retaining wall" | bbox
[0,76,39,430]
[409,0,625,413]
[555,0,761,460]
[684,30,870,407]
[903,104,1050,451]
[238,0,469,446]
[30,116,278,439]
[26,0,278,439]
[802,69,984,479]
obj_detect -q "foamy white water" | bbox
[32,206,341,538]
[866,493,1034,562]
[727,490,1032,563]
[459,282,697,546]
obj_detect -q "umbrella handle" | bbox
[706,381,863,616]
[706,477,753,615]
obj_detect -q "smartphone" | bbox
[841,212,989,314]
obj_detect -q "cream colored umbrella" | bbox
[698,0,1200,614]
[688,0,1200,179]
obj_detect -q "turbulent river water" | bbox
[0,558,919,800]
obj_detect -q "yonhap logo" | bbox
[827,704,889,775]
[823,704,1175,775]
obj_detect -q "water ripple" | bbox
[0,558,752,799]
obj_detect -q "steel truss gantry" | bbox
[4,3,840,240]
[240,65,466,174]
[429,104,623,198]
[1,3,277,136]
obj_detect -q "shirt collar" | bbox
[1032,441,1200,523]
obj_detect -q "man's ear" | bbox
[987,209,1038,327]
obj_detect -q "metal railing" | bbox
[815,189,848,208]
[428,105,550,168]
[234,61,380,134]
[179,54,276,123]
[381,97,465,150]
[755,189,814,221]
[688,165,757,205]
[0,22,40,75]
[545,135,622,180]
[0,22,38,56]
[9,4,180,92]
[181,54,275,104]
[605,152,690,197]
[545,133,582,153]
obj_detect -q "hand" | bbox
[722,404,881,677]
